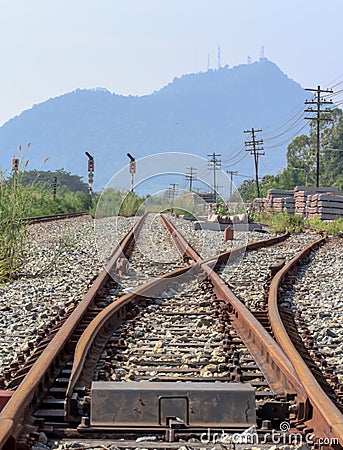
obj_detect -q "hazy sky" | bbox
[0,0,342,126]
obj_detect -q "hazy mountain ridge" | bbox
[0,58,307,188]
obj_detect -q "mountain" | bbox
[0,58,308,189]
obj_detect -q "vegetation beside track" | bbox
[0,158,91,281]
[256,212,343,235]
[90,188,145,218]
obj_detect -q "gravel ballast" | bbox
[282,238,343,383]
[0,216,135,369]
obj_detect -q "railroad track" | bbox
[0,213,342,449]
[23,212,89,224]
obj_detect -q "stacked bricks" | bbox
[266,190,294,214]
[307,192,343,220]
[294,186,340,217]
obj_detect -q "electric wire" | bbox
[222,151,249,167]
[263,113,306,142]
[221,143,245,162]
[264,121,309,149]
[263,104,306,132]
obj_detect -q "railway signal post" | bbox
[85,152,94,195]
[52,176,57,200]
[127,153,136,192]
[12,156,19,189]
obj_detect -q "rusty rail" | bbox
[268,236,343,445]
[65,215,203,417]
[159,214,203,263]
[3,212,341,447]
[65,216,302,418]
[160,214,290,268]
[161,215,303,395]
[65,265,195,419]
[24,211,89,223]
[165,216,343,444]
[0,214,147,449]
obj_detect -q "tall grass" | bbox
[256,212,343,235]
[256,213,304,233]
[0,152,91,281]
[0,170,33,280]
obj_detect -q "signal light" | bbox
[88,159,94,172]
[130,161,136,174]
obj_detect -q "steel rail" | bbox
[65,217,299,417]
[159,214,203,263]
[65,264,195,419]
[0,214,147,449]
[160,215,303,395]
[268,236,343,445]
[65,215,203,417]
[164,216,343,444]
[160,214,290,269]
[24,211,89,223]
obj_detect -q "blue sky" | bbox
[0,0,342,125]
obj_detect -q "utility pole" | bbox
[164,188,172,203]
[244,128,264,198]
[170,183,178,203]
[207,153,221,202]
[305,86,333,187]
[226,170,238,198]
[169,183,178,213]
[186,167,197,191]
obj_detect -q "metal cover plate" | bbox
[91,381,255,427]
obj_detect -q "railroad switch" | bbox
[256,400,289,430]
[89,381,256,429]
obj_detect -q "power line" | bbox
[222,150,249,168]
[207,152,221,202]
[264,121,309,149]
[222,144,245,163]
[305,85,334,187]
[234,173,255,179]
[263,111,306,142]
[244,128,264,198]
[263,104,305,132]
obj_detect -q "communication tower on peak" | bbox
[217,46,221,69]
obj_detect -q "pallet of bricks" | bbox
[266,190,295,214]
[306,189,343,220]
[294,186,340,218]
[252,198,267,214]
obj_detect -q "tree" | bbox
[286,134,315,179]
[20,169,89,193]
[321,109,343,190]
